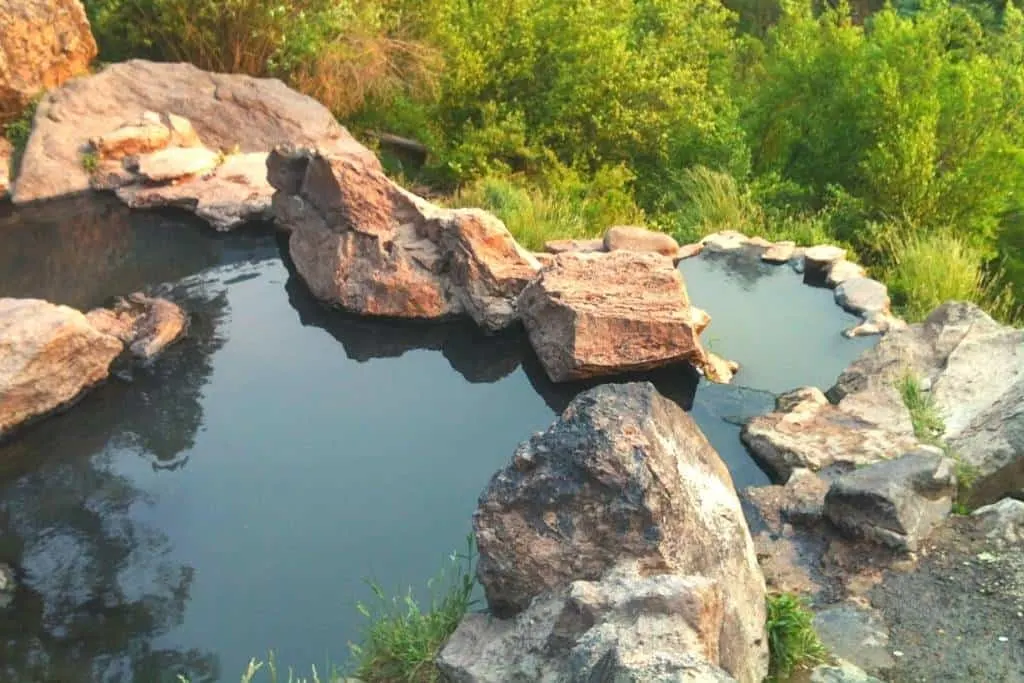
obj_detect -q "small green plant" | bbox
[348,534,477,683]
[896,371,945,446]
[766,593,828,680]
[3,97,39,177]
[81,150,100,173]
[949,451,981,515]
[178,652,343,683]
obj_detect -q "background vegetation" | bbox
[78,0,1023,324]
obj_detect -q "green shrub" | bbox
[766,592,828,680]
[348,534,476,683]
[3,98,39,178]
[450,168,645,251]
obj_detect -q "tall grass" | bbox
[348,534,476,682]
[451,174,644,251]
[671,165,764,240]
[880,230,1022,324]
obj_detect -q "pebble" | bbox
[893,651,905,658]
[998,636,1009,642]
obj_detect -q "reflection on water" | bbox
[0,204,877,680]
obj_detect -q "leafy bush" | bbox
[766,593,828,680]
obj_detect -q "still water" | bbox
[0,198,874,681]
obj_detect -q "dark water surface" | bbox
[0,200,875,681]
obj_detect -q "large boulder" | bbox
[741,387,921,482]
[438,562,737,683]
[0,0,97,124]
[823,449,957,551]
[0,298,122,438]
[13,59,370,204]
[517,251,713,382]
[269,146,541,331]
[470,383,769,682]
[829,301,1024,506]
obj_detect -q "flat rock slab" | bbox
[131,146,220,182]
[804,245,847,281]
[0,298,122,438]
[603,225,679,257]
[117,152,274,231]
[835,277,890,315]
[741,387,921,482]
[13,59,367,203]
[543,237,605,254]
[701,230,749,252]
[517,251,712,382]
[824,449,956,551]
[762,240,796,263]
[827,260,867,287]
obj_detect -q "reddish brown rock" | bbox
[269,146,540,331]
[517,251,712,382]
[14,60,367,203]
[0,0,97,124]
[677,242,704,260]
[0,298,122,438]
[603,225,679,257]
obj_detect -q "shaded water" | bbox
[0,200,875,681]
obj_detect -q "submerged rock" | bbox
[518,251,713,382]
[603,225,679,257]
[470,382,768,682]
[0,298,122,438]
[0,0,96,123]
[829,301,1024,506]
[85,293,187,362]
[269,145,540,331]
[824,449,956,551]
[741,387,921,482]
[438,562,737,683]
[13,59,361,204]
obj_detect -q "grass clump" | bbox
[348,534,476,683]
[3,98,39,178]
[896,371,945,446]
[766,592,828,680]
[81,150,100,173]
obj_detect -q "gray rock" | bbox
[701,230,749,252]
[0,562,14,609]
[438,562,738,683]
[741,387,920,482]
[762,240,796,264]
[824,450,956,551]
[804,245,847,280]
[810,660,885,683]
[472,382,768,682]
[834,278,890,316]
[826,260,867,287]
[829,301,1024,506]
[972,498,1024,548]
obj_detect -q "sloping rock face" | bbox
[741,387,921,482]
[824,449,956,551]
[13,59,368,203]
[269,146,541,331]
[468,383,768,682]
[518,251,713,382]
[0,0,97,124]
[85,293,187,362]
[829,301,1024,505]
[0,298,122,438]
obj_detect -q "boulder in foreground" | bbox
[469,382,768,682]
[0,0,96,124]
[269,145,540,332]
[517,251,713,382]
[0,298,122,438]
